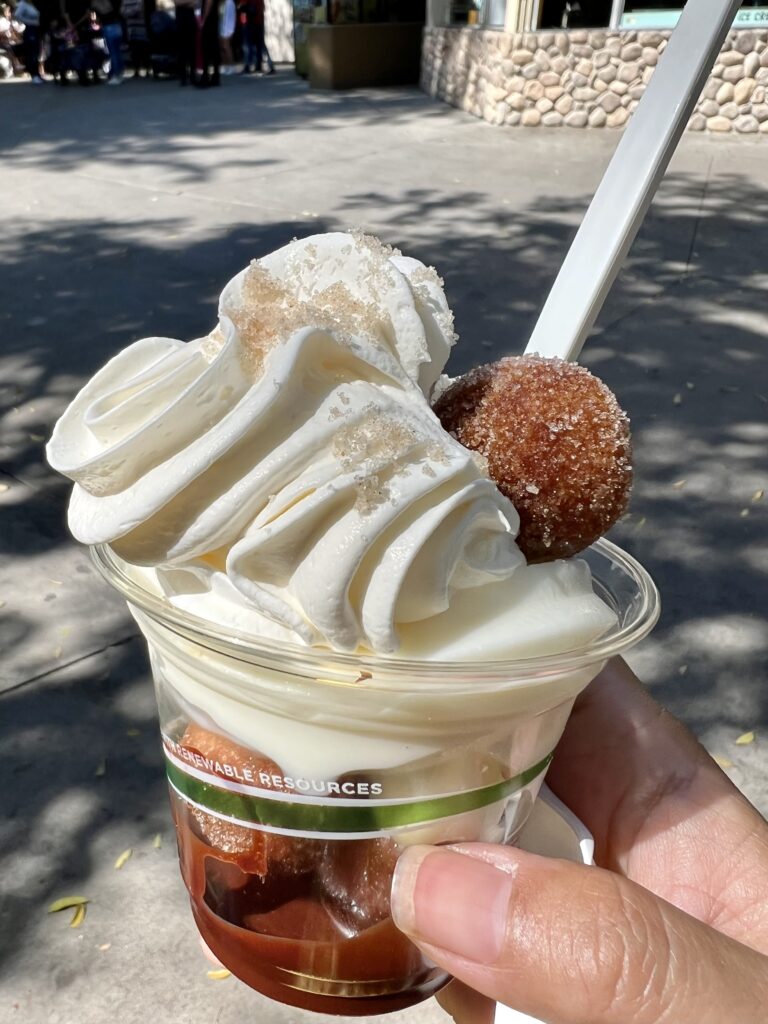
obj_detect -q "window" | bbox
[620,1,768,29]
[485,0,507,25]
[539,0,613,28]
[427,0,506,27]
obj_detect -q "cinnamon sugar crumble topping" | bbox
[231,262,388,379]
[223,235,457,382]
[333,407,448,514]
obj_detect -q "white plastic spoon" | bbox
[524,0,744,362]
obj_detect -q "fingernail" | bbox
[391,846,513,964]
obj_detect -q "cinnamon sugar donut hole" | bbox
[434,355,632,562]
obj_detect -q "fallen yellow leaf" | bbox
[114,849,133,870]
[94,759,106,777]
[752,489,764,503]
[672,479,687,489]
[207,969,231,981]
[70,904,86,928]
[98,943,111,952]
[152,834,162,850]
[713,755,734,770]
[125,728,141,738]
[48,896,89,914]
[735,731,755,746]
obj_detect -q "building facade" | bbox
[422,1,768,131]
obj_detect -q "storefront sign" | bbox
[621,6,768,29]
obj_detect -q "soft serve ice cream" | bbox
[48,232,615,659]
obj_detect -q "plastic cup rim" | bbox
[91,538,659,691]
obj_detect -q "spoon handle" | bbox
[524,0,743,362]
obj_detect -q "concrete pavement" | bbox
[1,71,767,1024]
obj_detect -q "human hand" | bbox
[390,657,768,1023]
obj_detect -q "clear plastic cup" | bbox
[92,538,658,1016]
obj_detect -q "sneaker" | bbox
[31,75,43,84]
[107,75,123,86]
[267,66,275,75]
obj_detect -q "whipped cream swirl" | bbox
[48,233,527,652]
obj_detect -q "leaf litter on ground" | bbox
[735,731,756,746]
[48,896,89,914]
[713,755,734,770]
[114,849,133,870]
[70,904,87,928]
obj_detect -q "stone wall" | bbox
[421,27,768,133]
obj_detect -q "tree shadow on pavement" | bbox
[0,76,449,184]
[0,638,166,973]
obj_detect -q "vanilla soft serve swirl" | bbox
[49,233,560,653]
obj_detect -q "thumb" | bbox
[391,844,768,1024]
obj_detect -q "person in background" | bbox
[13,0,43,82]
[218,0,234,74]
[173,0,196,85]
[49,16,80,82]
[253,0,273,74]
[80,8,105,83]
[0,3,24,76]
[235,0,250,73]
[92,0,124,84]
[237,0,272,75]
[196,0,218,86]
[121,0,150,76]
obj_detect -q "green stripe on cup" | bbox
[165,752,554,834]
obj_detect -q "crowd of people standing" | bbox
[0,0,276,86]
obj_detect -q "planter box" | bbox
[308,23,424,90]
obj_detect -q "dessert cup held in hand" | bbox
[93,539,658,1016]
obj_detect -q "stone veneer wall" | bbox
[421,27,768,133]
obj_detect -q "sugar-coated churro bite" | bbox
[434,355,632,562]
[319,837,400,929]
[181,724,319,877]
